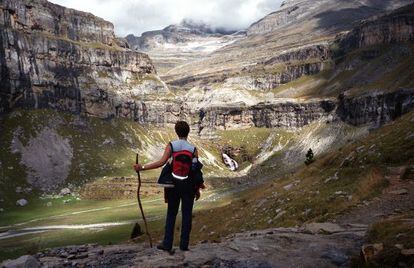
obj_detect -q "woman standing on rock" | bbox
[133,121,204,252]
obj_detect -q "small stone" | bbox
[303,209,312,216]
[401,248,414,256]
[0,208,4,212]
[15,187,23,193]
[227,245,240,252]
[67,254,76,260]
[389,189,408,195]
[16,199,28,206]
[394,244,404,250]
[267,219,273,224]
[77,253,88,259]
[356,146,365,153]
[283,183,294,190]
[46,202,53,207]
[275,210,286,219]
[387,166,407,177]
[361,243,383,262]
[60,188,71,196]
[59,252,69,258]
[275,208,282,214]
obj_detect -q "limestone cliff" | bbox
[336,3,414,53]
[0,0,167,118]
[337,89,414,126]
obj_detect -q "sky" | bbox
[49,0,284,37]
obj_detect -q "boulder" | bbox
[389,189,408,195]
[361,243,383,262]
[60,188,71,196]
[283,183,294,190]
[387,166,407,177]
[16,199,28,207]
[1,255,40,268]
[401,248,414,256]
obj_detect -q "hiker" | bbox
[133,121,204,252]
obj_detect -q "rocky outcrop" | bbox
[337,89,414,126]
[2,224,366,267]
[247,0,316,35]
[337,3,414,53]
[248,0,414,36]
[0,0,167,117]
[263,44,331,65]
[198,99,336,131]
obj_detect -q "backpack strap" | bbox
[193,147,197,158]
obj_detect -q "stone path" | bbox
[336,166,414,225]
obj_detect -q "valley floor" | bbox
[3,170,413,267]
[1,107,413,267]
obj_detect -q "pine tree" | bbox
[305,148,314,165]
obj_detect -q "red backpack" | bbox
[170,142,196,180]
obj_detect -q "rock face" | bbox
[0,0,167,117]
[337,3,414,53]
[247,0,327,35]
[337,89,414,126]
[1,255,40,268]
[1,0,414,132]
[247,0,414,36]
[199,99,336,130]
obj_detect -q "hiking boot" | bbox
[157,244,175,254]
[179,246,189,251]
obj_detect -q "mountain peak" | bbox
[163,19,237,35]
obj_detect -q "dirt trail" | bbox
[336,169,414,225]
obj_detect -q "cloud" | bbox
[49,0,283,36]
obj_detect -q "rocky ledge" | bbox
[1,223,367,268]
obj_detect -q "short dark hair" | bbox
[175,121,190,138]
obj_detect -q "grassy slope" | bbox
[210,43,414,102]
[271,43,414,99]
[188,110,414,242]
[0,109,412,261]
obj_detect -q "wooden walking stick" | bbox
[131,153,153,247]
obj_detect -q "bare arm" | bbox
[133,144,171,171]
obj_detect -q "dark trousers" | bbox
[162,182,195,249]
